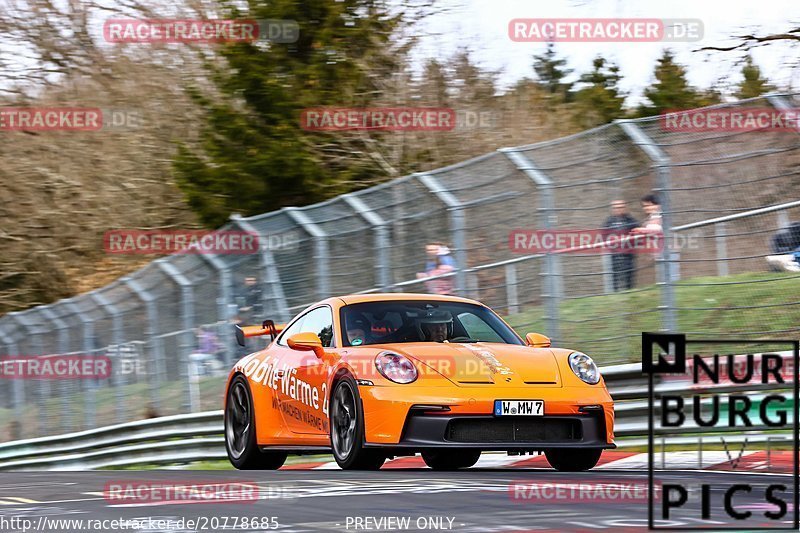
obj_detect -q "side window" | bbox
[300,307,335,347]
[278,314,307,345]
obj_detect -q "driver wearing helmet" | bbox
[415,309,453,343]
[345,313,370,346]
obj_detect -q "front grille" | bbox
[445,417,582,443]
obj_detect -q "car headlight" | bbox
[569,352,600,385]
[375,351,418,384]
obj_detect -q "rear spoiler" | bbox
[235,320,284,347]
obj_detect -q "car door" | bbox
[277,305,335,435]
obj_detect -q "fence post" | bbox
[766,94,800,133]
[776,210,790,230]
[342,193,393,291]
[90,292,126,424]
[391,185,407,288]
[230,216,291,323]
[617,121,677,332]
[283,208,331,301]
[765,93,800,248]
[92,293,126,422]
[39,306,72,431]
[416,173,468,296]
[123,277,163,415]
[505,263,519,315]
[9,311,49,437]
[0,331,24,439]
[261,247,291,322]
[466,270,480,300]
[65,300,96,429]
[714,222,729,277]
[501,148,560,343]
[198,253,238,363]
[157,260,196,413]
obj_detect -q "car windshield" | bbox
[340,300,524,347]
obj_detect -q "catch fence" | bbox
[0,94,798,439]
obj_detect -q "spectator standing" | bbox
[237,275,262,324]
[419,255,455,295]
[603,200,639,291]
[197,327,220,355]
[418,243,456,295]
[190,326,224,375]
[771,222,800,254]
[425,242,455,271]
[767,222,800,272]
[631,193,667,281]
[631,194,663,235]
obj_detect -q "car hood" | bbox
[370,342,563,387]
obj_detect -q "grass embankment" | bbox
[505,271,800,365]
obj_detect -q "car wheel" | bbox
[330,376,385,470]
[545,448,602,472]
[421,449,481,470]
[225,375,287,470]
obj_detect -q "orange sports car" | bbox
[224,293,615,471]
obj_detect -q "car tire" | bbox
[225,374,288,470]
[545,448,602,472]
[330,376,385,470]
[421,449,481,470]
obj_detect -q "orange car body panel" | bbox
[225,293,615,448]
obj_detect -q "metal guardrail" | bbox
[0,360,792,470]
[0,410,224,470]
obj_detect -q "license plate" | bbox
[494,399,544,416]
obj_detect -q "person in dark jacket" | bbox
[603,200,639,291]
[767,222,800,272]
[236,275,263,324]
[771,222,800,254]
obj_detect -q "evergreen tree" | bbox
[451,49,496,102]
[638,50,700,117]
[173,0,404,227]
[420,59,450,106]
[532,43,573,102]
[736,55,775,99]
[572,56,626,127]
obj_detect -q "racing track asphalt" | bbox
[0,467,796,532]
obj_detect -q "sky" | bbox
[412,0,799,104]
[2,0,796,105]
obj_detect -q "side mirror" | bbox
[526,332,551,348]
[287,332,325,358]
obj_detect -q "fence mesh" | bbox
[1,94,799,439]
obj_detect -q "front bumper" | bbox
[359,384,615,446]
[367,410,614,450]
